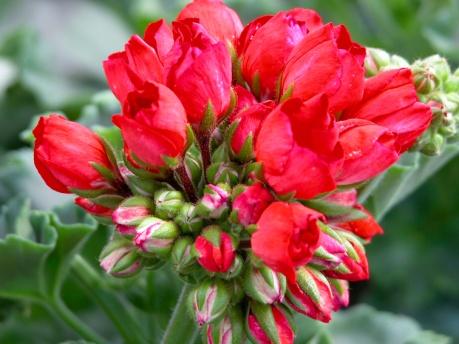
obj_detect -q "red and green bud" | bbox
[243,264,286,304]
[196,184,231,219]
[220,255,244,280]
[189,279,232,326]
[175,203,204,234]
[134,217,179,257]
[154,189,185,219]
[194,226,236,273]
[310,228,346,270]
[329,278,350,311]
[99,238,142,278]
[246,302,295,344]
[323,229,369,281]
[205,307,245,344]
[286,266,334,323]
[112,196,153,228]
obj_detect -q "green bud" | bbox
[171,237,198,275]
[243,264,286,304]
[134,217,179,257]
[99,238,142,278]
[421,133,445,156]
[154,189,185,219]
[175,203,204,234]
[204,307,245,344]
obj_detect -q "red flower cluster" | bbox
[32,1,433,343]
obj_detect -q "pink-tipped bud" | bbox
[196,184,231,219]
[329,278,350,311]
[231,183,273,226]
[189,279,231,326]
[205,307,245,344]
[112,196,153,230]
[310,230,346,270]
[246,302,294,344]
[286,266,334,323]
[243,264,286,304]
[194,226,236,273]
[99,238,142,278]
[134,217,179,257]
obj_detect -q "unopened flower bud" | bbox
[204,307,245,344]
[324,230,369,282]
[194,226,236,273]
[328,278,350,311]
[286,266,334,322]
[196,184,231,219]
[75,197,113,223]
[189,280,232,326]
[221,255,243,280]
[154,189,185,219]
[412,66,437,94]
[420,132,444,156]
[112,196,153,227]
[184,144,203,186]
[207,162,239,186]
[171,237,197,275]
[243,265,286,304]
[310,230,346,270]
[246,302,294,344]
[134,217,179,257]
[99,239,142,278]
[364,48,391,76]
[175,203,204,233]
[422,55,451,83]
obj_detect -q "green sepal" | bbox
[302,199,367,222]
[200,102,217,133]
[89,194,124,209]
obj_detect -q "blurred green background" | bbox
[0,0,458,343]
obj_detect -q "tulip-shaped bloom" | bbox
[342,68,432,153]
[177,0,243,44]
[113,82,187,172]
[252,202,323,282]
[134,217,179,257]
[246,302,294,344]
[232,183,274,226]
[205,307,245,344]
[167,20,232,125]
[286,266,334,322]
[282,24,366,112]
[255,95,342,200]
[194,226,236,273]
[335,119,399,185]
[243,264,287,304]
[230,101,275,160]
[189,279,231,326]
[238,8,323,99]
[33,115,115,194]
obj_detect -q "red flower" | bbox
[252,202,323,282]
[335,119,399,185]
[342,68,432,152]
[255,95,342,200]
[339,204,384,241]
[247,303,294,344]
[230,101,275,156]
[282,24,365,113]
[239,9,323,99]
[112,82,187,172]
[33,115,114,193]
[194,227,236,273]
[103,35,164,102]
[177,0,243,44]
[144,19,174,63]
[166,20,232,125]
[232,183,274,226]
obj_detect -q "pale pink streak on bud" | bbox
[202,184,229,210]
[134,220,173,251]
[113,206,150,225]
[194,285,217,326]
[253,269,283,303]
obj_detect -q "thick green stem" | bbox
[161,284,198,344]
[71,255,147,344]
[48,297,106,344]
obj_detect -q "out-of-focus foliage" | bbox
[0,0,458,342]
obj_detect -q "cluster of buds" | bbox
[31,1,440,343]
[365,48,459,155]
